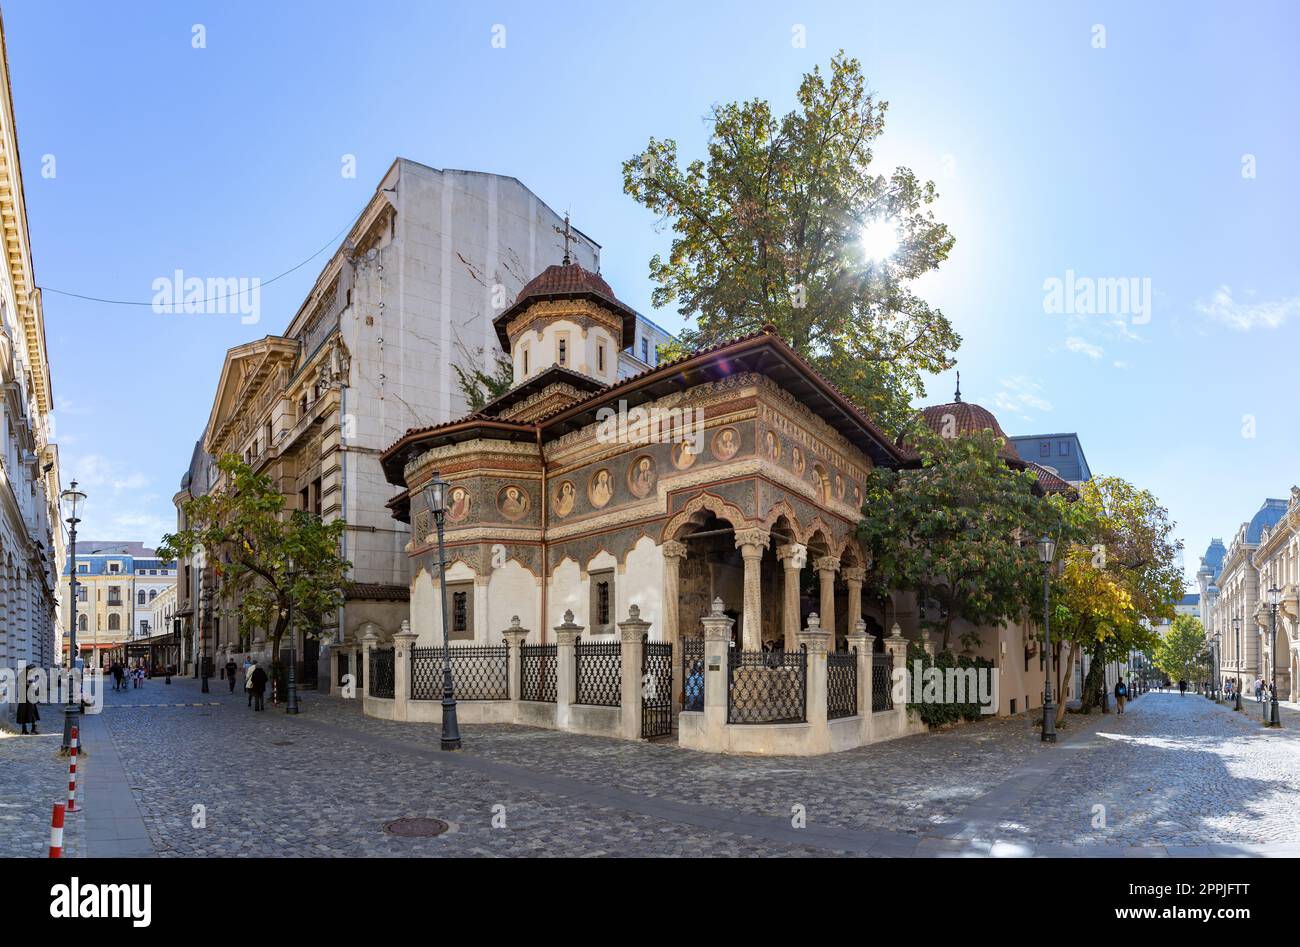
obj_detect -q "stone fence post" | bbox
[700,598,734,748]
[502,616,529,704]
[884,622,909,728]
[391,620,415,722]
[619,604,651,740]
[846,619,872,742]
[798,612,830,752]
[361,627,378,701]
[554,610,582,731]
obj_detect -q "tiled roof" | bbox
[903,400,1022,461]
[343,582,410,602]
[492,261,638,349]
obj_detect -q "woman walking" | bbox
[17,668,40,734]
[250,661,268,711]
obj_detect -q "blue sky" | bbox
[8,0,1299,586]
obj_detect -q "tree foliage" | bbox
[1047,476,1183,720]
[859,423,1063,652]
[623,51,958,431]
[452,337,514,412]
[1153,614,1208,685]
[157,455,350,664]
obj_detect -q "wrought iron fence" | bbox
[369,647,395,699]
[412,644,509,701]
[827,648,858,719]
[337,652,350,687]
[727,646,806,724]
[642,637,673,738]
[520,643,557,702]
[681,637,704,711]
[872,653,894,712]
[575,637,622,706]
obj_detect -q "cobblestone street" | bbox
[6,677,1300,858]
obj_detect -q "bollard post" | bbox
[49,803,66,858]
[66,726,81,813]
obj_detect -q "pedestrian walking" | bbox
[246,659,257,707]
[1178,679,1187,696]
[1114,677,1128,714]
[224,657,238,694]
[250,662,268,711]
[17,668,40,734]
[1256,678,1263,702]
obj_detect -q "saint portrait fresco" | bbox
[853,483,862,507]
[711,427,740,462]
[672,440,698,470]
[498,484,530,521]
[447,486,471,523]
[588,468,614,508]
[791,446,805,476]
[628,454,657,498]
[764,429,782,462]
[835,474,845,501]
[553,479,577,517]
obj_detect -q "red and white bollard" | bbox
[66,726,80,813]
[49,802,65,858]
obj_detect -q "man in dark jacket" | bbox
[17,668,40,734]
[224,657,238,694]
[1114,678,1128,714]
[250,662,268,711]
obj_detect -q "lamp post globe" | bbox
[1037,535,1057,743]
[423,476,461,749]
[58,481,87,754]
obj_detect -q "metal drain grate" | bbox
[271,740,294,746]
[383,818,449,838]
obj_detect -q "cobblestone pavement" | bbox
[10,676,1298,857]
[0,721,81,857]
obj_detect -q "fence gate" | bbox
[642,636,673,739]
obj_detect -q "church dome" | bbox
[493,260,638,351]
[903,377,1021,462]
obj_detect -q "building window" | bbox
[138,590,147,606]
[597,343,605,373]
[76,586,87,603]
[109,562,120,574]
[446,582,475,640]
[312,477,322,517]
[558,336,568,367]
[521,344,529,376]
[149,589,157,601]
[78,614,87,632]
[108,614,120,632]
[641,337,649,362]
[589,569,615,634]
[1059,440,1070,456]
[1039,442,1050,458]
[77,564,88,573]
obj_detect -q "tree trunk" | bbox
[1080,641,1106,713]
[1055,640,1080,726]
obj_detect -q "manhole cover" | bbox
[383,818,449,838]
[271,740,294,746]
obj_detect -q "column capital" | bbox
[776,543,808,569]
[841,566,866,584]
[700,597,735,642]
[618,603,652,643]
[814,555,841,574]
[797,612,831,653]
[554,609,583,646]
[661,540,688,560]
[734,528,771,553]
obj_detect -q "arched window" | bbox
[108,614,121,631]
[149,589,157,601]
[78,614,88,632]
[138,590,147,606]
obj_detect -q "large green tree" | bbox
[1049,477,1182,717]
[157,455,350,668]
[1154,614,1207,686]
[858,424,1064,652]
[623,51,958,431]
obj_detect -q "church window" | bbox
[446,582,475,640]
[597,343,605,373]
[558,336,568,367]
[589,570,615,634]
[521,344,530,376]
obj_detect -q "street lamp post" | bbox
[423,477,461,750]
[1211,630,1222,703]
[1266,584,1281,728]
[1038,534,1057,743]
[59,481,87,755]
[1233,615,1243,711]
[284,557,300,715]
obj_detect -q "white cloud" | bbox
[1112,360,1131,370]
[994,376,1053,421]
[61,454,170,544]
[1196,285,1300,331]
[1066,336,1105,359]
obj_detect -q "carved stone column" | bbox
[618,604,652,740]
[735,528,770,651]
[554,610,583,731]
[842,566,866,644]
[661,540,687,650]
[502,615,530,705]
[815,556,841,649]
[777,543,807,651]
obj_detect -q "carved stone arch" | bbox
[762,498,803,543]
[621,527,660,569]
[838,536,866,568]
[804,517,835,554]
[662,491,753,542]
